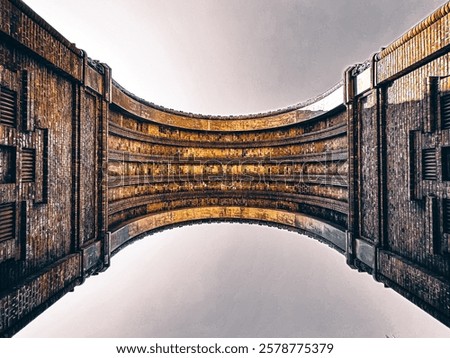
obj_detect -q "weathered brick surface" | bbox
[0,0,107,336]
[378,251,450,323]
[0,0,82,79]
[107,102,348,235]
[0,254,80,337]
[0,48,75,278]
[358,92,379,242]
[1,0,450,337]
[377,3,450,83]
[79,92,100,245]
[111,82,343,131]
[108,88,348,241]
[383,55,450,276]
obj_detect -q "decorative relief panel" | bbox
[357,92,379,242]
[0,66,47,263]
[408,76,450,256]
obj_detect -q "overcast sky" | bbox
[15,0,450,338]
[22,0,446,114]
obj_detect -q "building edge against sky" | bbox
[1,0,450,336]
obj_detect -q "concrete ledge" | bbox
[354,239,376,269]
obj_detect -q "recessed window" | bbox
[442,147,450,181]
[422,148,437,180]
[0,145,16,184]
[443,199,450,234]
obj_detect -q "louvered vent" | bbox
[0,86,17,126]
[422,148,437,180]
[0,203,15,243]
[22,148,35,183]
[443,199,450,234]
[441,94,450,129]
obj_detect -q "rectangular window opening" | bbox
[0,145,16,184]
[442,147,450,181]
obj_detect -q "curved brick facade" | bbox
[0,0,450,336]
[108,81,348,253]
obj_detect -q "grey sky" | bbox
[16,0,450,337]
[23,0,444,114]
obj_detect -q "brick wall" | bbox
[1,0,450,337]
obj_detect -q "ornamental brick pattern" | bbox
[0,0,450,336]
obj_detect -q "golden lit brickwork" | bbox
[1,0,450,336]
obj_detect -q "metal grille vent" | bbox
[22,148,35,183]
[422,148,437,180]
[442,94,450,130]
[0,203,15,243]
[443,199,450,234]
[0,86,17,126]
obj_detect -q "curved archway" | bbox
[110,207,347,256]
[1,0,450,338]
[108,81,348,257]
